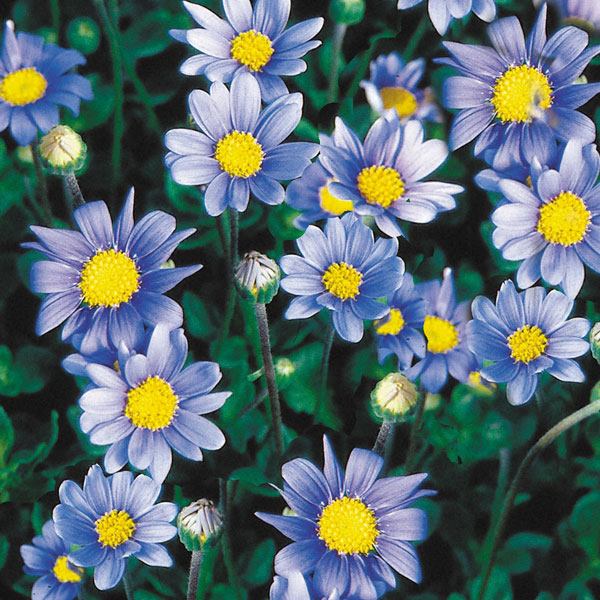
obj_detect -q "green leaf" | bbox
[210,584,248,600]
[0,407,14,466]
[241,538,276,587]
[0,535,8,570]
[0,346,20,397]
[183,291,217,340]
[470,567,513,600]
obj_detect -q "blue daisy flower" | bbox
[467,280,590,405]
[490,140,600,298]
[438,5,600,170]
[53,465,177,591]
[396,0,496,36]
[375,272,427,369]
[0,20,92,146]
[359,53,442,123]
[555,0,600,33]
[22,188,201,355]
[285,156,354,230]
[256,435,435,599]
[406,268,479,393]
[320,115,462,238]
[20,520,83,600]
[165,72,318,216]
[78,323,230,483]
[279,213,405,343]
[170,0,323,103]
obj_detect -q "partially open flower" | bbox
[178,499,223,552]
[39,125,86,173]
[235,251,280,304]
[371,372,418,422]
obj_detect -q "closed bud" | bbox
[329,0,365,25]
[371,372,418,422]
[39,125,86,173]
[177,499,223,552]
[235,251,280,304]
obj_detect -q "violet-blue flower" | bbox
[280,213,404,343]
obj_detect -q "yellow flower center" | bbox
[230,30,274,72]
[491,64,553,123]
[215,131,264,178]
[318,496,379,555]
[375,308,405,335]
[424,315,459,354]
[537,191,590,246]
[125,375,179,430]
[95,509,136,548]
[380,87,418,119]
[357,166,405,208]
[78,249,140,308]
[0,67,47,106]
[52,556,82,583]
[322,262,363,300]
[319,181,353,216]
[507,325,548,363]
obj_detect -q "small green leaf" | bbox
[241,538,276,587]
[0,407,14,466]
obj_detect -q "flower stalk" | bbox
[123,570,135,600]
[30,143,52,225]
[327,23,347,102]
[372,419,394,456]
[404,389,427,473]
[187,550,204,600]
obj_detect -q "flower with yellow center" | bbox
[319,180,353,215]
[375,308,405,335]
[537,191,590,246]
[380,87,419,119]
[52,556,83,583]
[215,131,264,178]
[322,262,363,300]
[507,325,548,363]
[424,315,459,354]
[95,509,136,548]
[230,30,274,72]
[357,165,405,208]
[0,67,47,106]
[125,375,179,431]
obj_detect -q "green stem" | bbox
[187,550,204,600]
[64,172,85,208]
[122,58,163,138]
[214,213,234,358]
[403,14,428,61]
[327,23,347,103]
[404,390,427,473]
[477,399,600,600]
[254,302,283,459]
[372,419,394,456]
[30,143,52,225]
[317,321,335,420]
[229,208,239,262]
[219,480,242,600]
[50,0,60,42]
[196,543,218,600]
[94,0,124,200]
[122,570,135,600]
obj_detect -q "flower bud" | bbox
[371,372,418,422]
[39,125,86,173]
[329,0,366,25]
[177,499,223,552]
[590,322,600,364]
[235,251,280,304]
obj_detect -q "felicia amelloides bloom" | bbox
[438,4,600,170]
[170,0,323,102]
[467,280,590,405]
[0,21,92,146]
[257,436,435,598]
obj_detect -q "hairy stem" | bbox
[65,172,85,208]
[187,550,204,600]
[317,322,335,420]
[372,419,394,456]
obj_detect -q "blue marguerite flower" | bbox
[359,53,442,123]
[396,0,496,36]
[285,157,354,230]
[375,272,427,369]
[23,188,201,355]
[320,115,462,238]
[165,72,318,216]
[554,0,600,33]
[438,5,600,170]
[20,520,83,600]
[53,465,177,590]
[490,140,600,299]
[78,323,229,483]
[170,0,323,103]
[256,435,435,598]
[467,280,590,405]
[280,213,404,343]
[0,20,92,146]
[406,268,478,393]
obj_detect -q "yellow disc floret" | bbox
[319,181,353,216]
[375,308,405,335]
[424,315,459,354]
[0,67,47,106]
[507,325,548,363]
[215,131,264,178]
[537,191,590,246]
[318,496,379,555]
[322,262,363,300]
[95,509,136,548]
[78,249,140,308]
[52,556,83,583]
[357,166,405,208]
[125,375,179,430]
[491,64,553,123]
[230,30,274,72]
[380,87,418,119]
